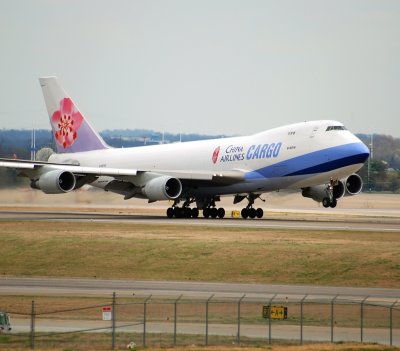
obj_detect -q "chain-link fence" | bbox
[0,293,399,349]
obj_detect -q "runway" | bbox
[9,317,399,346]
[1,277,400,302]
[1,208,400,232]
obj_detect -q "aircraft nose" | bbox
[353,141,370,164]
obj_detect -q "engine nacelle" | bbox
[32,170,76,194]
[302,174,363,202]
[141,176,182,202]
[344,173,363,196]
[302,181,345,202]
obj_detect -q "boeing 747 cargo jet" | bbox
[0,77,369,219]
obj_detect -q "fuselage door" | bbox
[310,126,319,138]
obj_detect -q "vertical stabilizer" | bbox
[39,77,109,153]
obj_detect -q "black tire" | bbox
[203,208,210,218]
[241,208,248,219]
[191,208,199,218]
[330,198,337,208]
[249,208,256,219]
[256,208,264,219]
[184,207,191,218]
[166,207,174,218]
[322,197,330,208]
[217,207,225,219]
[210,207,218,218]
[174,207,183,218]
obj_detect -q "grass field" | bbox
[0,346,399,351]
[0,343,399,351]
[0,220,399,287]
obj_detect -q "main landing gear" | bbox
[166,206,199,218]
[235,193,264,219]
[166,198,225,219]
[166,194,265,219]
[166,198,200,218]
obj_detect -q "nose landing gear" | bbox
[322,178,338,208]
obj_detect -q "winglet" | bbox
[39,76,109,153]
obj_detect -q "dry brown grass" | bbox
[0,220,399,287]
[0,343,399,351]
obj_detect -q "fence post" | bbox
[330,295,338,343]
[360,296,368,343]
[237,294,245,345]
[300,294,308,345]
[205,294,214,346]
[174,294,183,346]
[112,292,116,350]
[143,295,152,348]
[390,300,398,346]
[268,294,277,345]
[30,299,35,349]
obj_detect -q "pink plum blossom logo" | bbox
[212,146,220,164]
[51,98,83,149]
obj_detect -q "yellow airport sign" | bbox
[263,305,288,320]
[231,210,241,218]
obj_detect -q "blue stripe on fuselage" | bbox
[245,142,369,179]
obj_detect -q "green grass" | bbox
[0,221,399,287]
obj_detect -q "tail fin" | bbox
[39,76,109,153]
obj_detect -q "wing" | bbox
[0,158,245,199]
[0,158,138,177]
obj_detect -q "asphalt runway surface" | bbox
[1,277,400,301]
[10,317,399,346]
[1,209,400,232]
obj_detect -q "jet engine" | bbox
[141,176,182,202]
[302,182,344,202]
[302,173,363,202]
[343,173,363,196]
[31,170,76,194]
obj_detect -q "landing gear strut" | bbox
[200,197,225,219]
[166,194,265,220]
[235,193,264,219]
[166,198,200,218]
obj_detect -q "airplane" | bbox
[0,77,370,219]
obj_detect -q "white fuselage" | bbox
[49,120,369,198]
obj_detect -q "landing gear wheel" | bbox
[217,207,225,219]
[248,208,256,219]
[210,207,218,218]
[203,208,210,218]
[322,197,331,208]
[167,207,174,218]
[329,198,337,208]
[256,208,264,219]
[241,208,249,219]
[174,207,183,218]
[191,208,199,218]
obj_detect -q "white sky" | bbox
[1,0,399,137]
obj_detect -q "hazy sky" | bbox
[1,0,399,137]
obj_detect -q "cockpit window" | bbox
[326,126,347,131]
